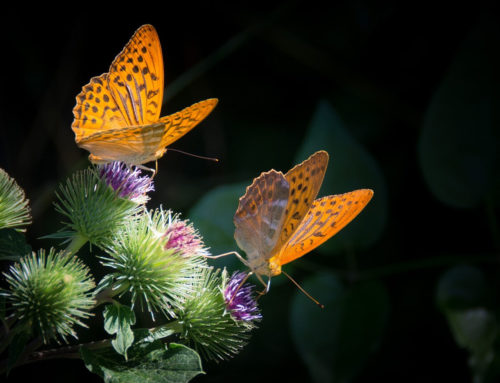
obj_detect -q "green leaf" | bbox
[290,272,389,383]
[446,309,497,380]
[7,331,30,373]
[103,303,136,359]
[447,309,497,355]
[294,101,387,253]
[188,182,247,269]
[418,22,500,208]
[436,265,497,380]
[436,265,490,311]
[0,228,31,262]
[81,341,204,383]
[134,327,178,344]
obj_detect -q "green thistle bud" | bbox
[2,249,95,343]
[54,168,142,247]
[98,208,207,318]
[0,168,31,231]
[176,268,259,362]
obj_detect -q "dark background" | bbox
[1,1,500,382]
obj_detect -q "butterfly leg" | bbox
[227,271,253,306]
[203,251,251,268]
[135,164,156,177]
[254,275,272,300]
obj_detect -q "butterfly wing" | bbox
[107,24,164,127]
[272,150,329,253]
[72,74,128,142]
[76,122,166,164]
[234,170,289,273]
[275,189,373,266]
[72,25,163,143]
[78,99,218,165]
[159,98,218,148]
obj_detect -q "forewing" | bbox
[275,150,329,250]
[72,74,129,142]
[277,189,373,265]
[107,24,164,126]
[234,170,289,265]
[159,98,218,147]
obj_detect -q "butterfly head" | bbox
[245,255,282,278]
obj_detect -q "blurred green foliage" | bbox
[2,2,500,382]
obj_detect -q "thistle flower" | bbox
[224,271,262,322]
[163,214,209,257]
[97,208,207,318]
[99,161,154,205]
[54,168,143,247]
[0,168,31,231]
[176,268,260,362]
[2,249,95,343]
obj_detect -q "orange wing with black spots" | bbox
[71,24,217,166]
[275,150,328,250]
[233,150,373,280]
[107,24,163,126]
[276,189,374,266]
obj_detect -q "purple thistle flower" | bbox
[224,272,261,322]
[164,218,208,257]
[99,162,154,204]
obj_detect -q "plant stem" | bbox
[64,233,88,256]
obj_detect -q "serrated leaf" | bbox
[0,228,31,261]
[81,341,204,383]
[418,22,500,208]
[103,303,136,359]
[290,272,389,383]
[294,101,387,253]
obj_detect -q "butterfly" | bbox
[72,24,218,167]
[232,150,373,292]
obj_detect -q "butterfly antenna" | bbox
[282,270,324,309]
[167,148,219,162]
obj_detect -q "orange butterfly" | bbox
[232,150,373,292]
[72,24,217,166]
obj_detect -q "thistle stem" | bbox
[94,284,130,307]
[64,233,88,256]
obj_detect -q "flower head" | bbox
[0,168,31,231]
[2,249,95,343]
[224,271,262,322]
[54,168,142,247]
[97,208,207,319]
[163,215,208,257]
[99,162,154,204]
[176,268,259,361]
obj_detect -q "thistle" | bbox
[97,208,207,318]
[2,249,95,343]
[223,271,262,322]
[54,168,144,250]
[0,168,31,231]
[176,268,260,361]
[99,162,154,205]
[163,213,209,258]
